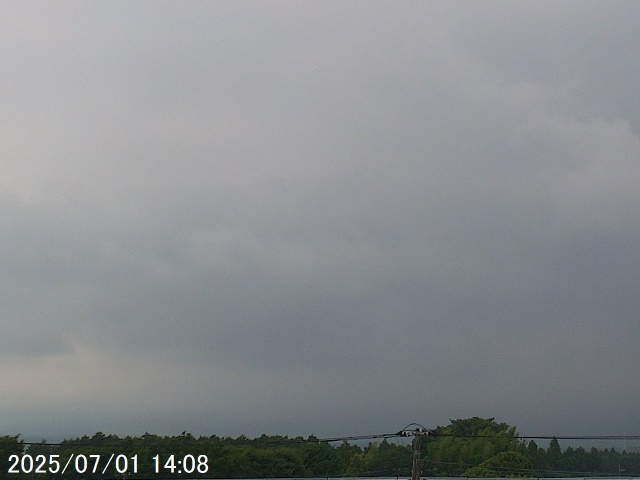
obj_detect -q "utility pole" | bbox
[400,426,430,480]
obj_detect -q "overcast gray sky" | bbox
[2,1,640,443]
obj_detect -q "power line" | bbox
[16,430,640,446]
[319,432,640,443]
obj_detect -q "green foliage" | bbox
[463,466,498,477]
[425,417,521,476]
[375,439,413,475]
[0,436,23,480]
[220,446,305,478]
[362,439,412,476]
[463,451,536,477]
[546,436,562,469]
[6,418,640,478]
[335,441,365,474]
[299,440,341,476]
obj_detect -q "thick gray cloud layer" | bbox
[1,2,639,441]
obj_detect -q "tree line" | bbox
[422,417,640,477]
[1,418,639,478]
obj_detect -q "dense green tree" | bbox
[373,439,412,476]
[525,439,548,472]
[0,436,24,480]
[545,436,563,473]
[335,441,365,474]
[221,447,304,478]
[299,439,341,476]
[425,417,521,476]
[463,451,536,477]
